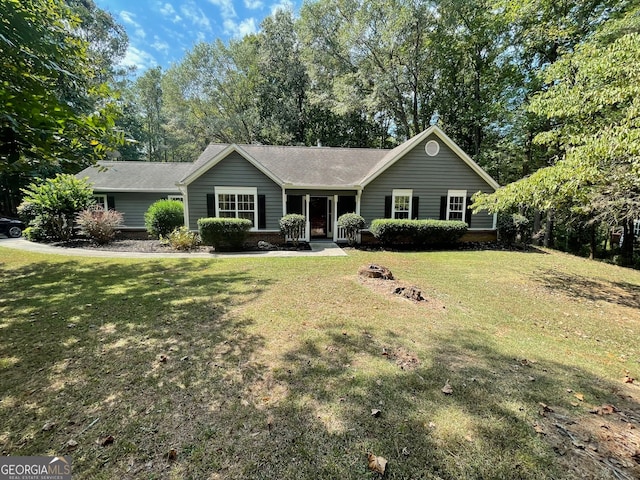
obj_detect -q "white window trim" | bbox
[93,194,107,210]
[214,186,258,230]
[425,140,440,156]
[446,189,467,221]
[168,195,183,202]
[392,189,412,219]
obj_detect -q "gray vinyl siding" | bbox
[361,135,496,228]
[186,151,282,230]
[101,192,177,228]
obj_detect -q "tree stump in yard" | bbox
[394,286,425,302]
[358,264,394,280]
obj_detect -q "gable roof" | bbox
[79,161,193,192]
[179,143,387,188]
[360,125,500,189]
[78,126,499,192]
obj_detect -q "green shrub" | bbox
[23,223,48,242]
[162,226,200,251]
[279,214,306,246]
[497,212,531,246]
[76,206,123,245]
[198,217,252,251]
[337,212,366,246]
[144,199,184,238]
[369,219,467,247]
[18,174,94,241]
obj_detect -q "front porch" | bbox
[284,191,360,243]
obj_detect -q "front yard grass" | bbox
[1,246,639,479]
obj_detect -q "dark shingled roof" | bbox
[79,161,193,192]
[183,144,390,186]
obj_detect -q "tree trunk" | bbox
[620,219,635,267]
[543,210,554,248]
[589,223,597,260]
[532,210,542,246]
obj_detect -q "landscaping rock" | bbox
[257,241,276,250]
[358,264,394,280]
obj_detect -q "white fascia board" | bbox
[360,125,500,191]
[283,183,363,191]
[179,144,283,187]
[91,187,182,193]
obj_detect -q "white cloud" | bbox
[181,1,212,30]
[159,2,175,16]
[151,35,170,54]
[157,2,182,22]
[119,45,157,71]
[270,0,293,15]
[207,0,236,19]
[223,17,258,38]
[120,10,146,39]
[244,0,263,10]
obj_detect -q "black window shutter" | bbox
[384,196,392,218]
[107,196,115,210]
[439,196,447,220]
[412,197,419,219]
[258,194,266,229]
[465,197,472,226]
[206,194,215,218]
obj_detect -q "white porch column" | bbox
[282,188,287,217]
[332,194,339,241]
[304,194,310,241]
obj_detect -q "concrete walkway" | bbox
[0,237,348,259]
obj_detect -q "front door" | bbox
[309,196,328,238]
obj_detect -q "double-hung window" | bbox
[447,190,467,221]
[93,194,108,210]
[392,189,412,219]
[214,187,257,228]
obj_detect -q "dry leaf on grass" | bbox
[64,439,78,451]
[574,393,584,402]
[166,449,177,461]
[367,453,387,475]
[441,380,453,395]
[371,409,381,417]
[98,435,114,446]
[533,424,545,434]
[42,421,56,431]
[590,404,619,415]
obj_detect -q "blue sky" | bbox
[94,0,300,73]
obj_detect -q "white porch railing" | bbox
[335,225,347,242]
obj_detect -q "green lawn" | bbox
[1,246,639,479]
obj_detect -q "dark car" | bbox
[0,217,25,238]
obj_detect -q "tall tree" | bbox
[64,0,129,85]
[135,67,167,162]
[256,10,309,144]
[473,5,640,264]
[0,0,122,213]
[299,0,438,142]
[162,39,261,148]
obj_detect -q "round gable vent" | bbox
[425,140,439,156]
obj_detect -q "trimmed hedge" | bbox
[279,214,306,246]
[144,200,184,238]
[337,212,366,246]
[198,217,252,250]
[369,219,468,247]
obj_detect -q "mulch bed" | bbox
[51,239,310,253]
